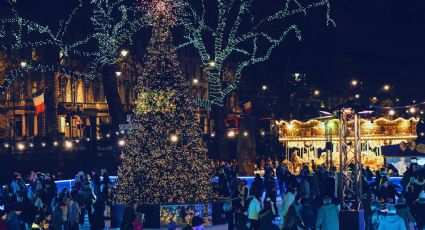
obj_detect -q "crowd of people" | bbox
[0,170,114,230]
[214,159,425,230]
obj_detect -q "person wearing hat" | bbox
[377,205,406,230]
[395,198,416,230]
[413,190,425,229]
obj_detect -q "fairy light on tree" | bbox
[116,2,213,204]
[174,0,335,108]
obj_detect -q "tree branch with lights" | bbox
[175,0,335,108]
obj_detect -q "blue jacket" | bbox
[378,214,406,230]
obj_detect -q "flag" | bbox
[33,91,45,114]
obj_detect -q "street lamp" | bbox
[262,85,268,91]
[120,49,129,57]
[65,141,73,149]
[193,78,199,84]
[355,94,360,99]
[351,80,358,87]
[383,84,390,91]
[17,143,25,151]
[115,71,122,77]
[409,107,416,114]
[118,139,126,147]
[170,134,179,143]
[243,131,249,137]
[314,90,320,96]
[227,130,236,138]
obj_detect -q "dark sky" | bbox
[3,0,425,104]
[259,0,425,103]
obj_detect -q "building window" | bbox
[59,116,66,133]
[59,77,67,102]
[71,80,78,103]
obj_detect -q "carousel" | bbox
[277,117,419,174]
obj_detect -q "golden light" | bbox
[355,94,360,99]
[314,90,320,96]
[351,80,358,86]
[383,84,390,91]
[227,130,236,138]
[372,97,378,101]
[193,78,199,84]
[243,131,249,137]
[4,143,9,148]
[53,141,58,146]
[170,134,179,143]
[118,139,126,147]
[409,107,416,114]
[287,124,293,130]
[260,130,266,136]
[41,142,46,147]
[65,141,73,149]
[115,71,122,77]
[17,143,25,151]
[75,140,80,143]
[120,49,129,57]
[365,121,374,129]
[388,109,396,116]
[20,61,27,68]
[209,61,216,67]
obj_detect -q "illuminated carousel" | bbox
[277,117,418,174]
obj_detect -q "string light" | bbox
[176,0,335,108]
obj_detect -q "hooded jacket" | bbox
[377,214,406,230]
[315,204,339,230]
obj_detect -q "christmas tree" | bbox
[116,1,213,205]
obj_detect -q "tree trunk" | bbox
[211,104,231,161]
[237,115,257,175]
[101,64,125,130]
[44,70,60,140]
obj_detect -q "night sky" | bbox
[3,0,425,106]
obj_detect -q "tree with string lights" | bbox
[0,0,145,129]
[116,0,213,204]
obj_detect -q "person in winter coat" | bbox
[378,205,406,230]
[315,196,339,230]
[281,185,296,226]
[412,190,425,230]
[7,204,25,230]
[265,171,278,214]
[68,194,80,230]
[248,192,262,230]
[378,178,398,203]
[30,216,45,230]
[120,205,136,230]
[91,197,105,230]
[251,174,264,196]
[50,202,64,230]
[395,198,416,230]
[259,200,278,230]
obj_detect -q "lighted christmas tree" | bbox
[116,0,213,205]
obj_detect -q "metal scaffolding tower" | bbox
[338,108,363,211]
